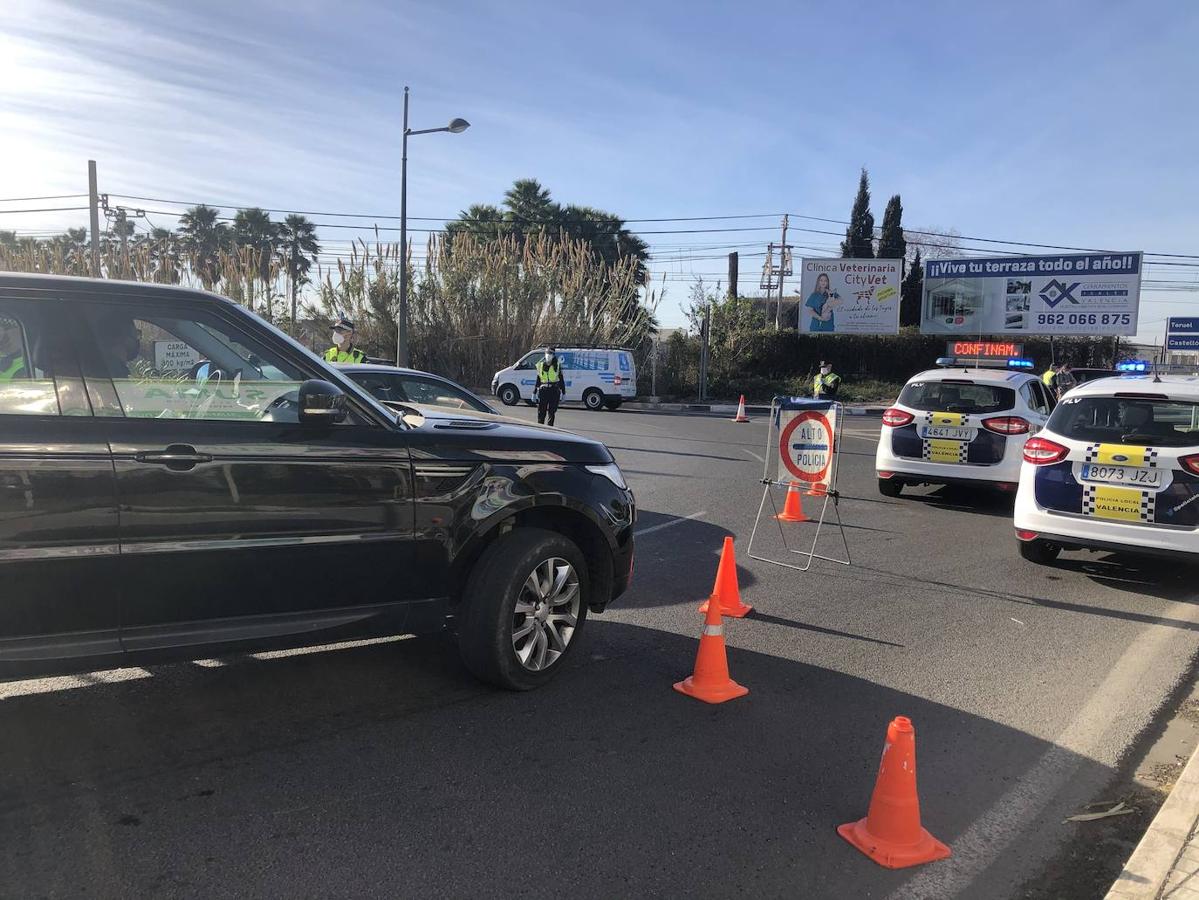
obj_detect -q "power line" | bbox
[0,194,88,203]
[0,206,91,215]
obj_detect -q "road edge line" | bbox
[1105,729,1199,899]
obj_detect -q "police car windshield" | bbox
[898,380,1015,414]
[1048,397,1199,448]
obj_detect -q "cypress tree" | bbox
[840,168,875,258]
[900,249,923,327]
[877,194,906,260]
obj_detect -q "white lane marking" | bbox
[888,598,1199,900]
[744,449,765,463]
[635,510,708,537]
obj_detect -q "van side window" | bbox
[515,353,540,370]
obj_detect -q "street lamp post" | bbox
[397,86,470,367]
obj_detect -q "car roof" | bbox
[905,366,1037,386]
[0,271,234,302]
[1063,374,1199,401]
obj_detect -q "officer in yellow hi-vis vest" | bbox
[535,347,566,426]
[813,360,842,400]
[323,316,367,364]
[1041,363,1061,391]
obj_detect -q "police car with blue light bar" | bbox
[1013,375,1199,563]
[875,357,1054,497]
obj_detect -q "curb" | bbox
[1106,732,1199,898]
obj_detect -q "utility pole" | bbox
[397,86,410,367]
[727,251,738,299]
[774,214,790,330]
[87,160,100,276]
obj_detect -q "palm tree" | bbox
[232,207,279,317]
[143,227,181,284]
[503,178,558,244]
[178,205,228,289]
[0,230,18,252]
[276,214,320,331]
[444,203,506,246]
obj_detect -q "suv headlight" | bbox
[586,463,628,491]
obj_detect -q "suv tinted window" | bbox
[77,302,312,422]
[1048,396,1199,448]
[0,301,87,416]
[399,375,489,412]
[898,379,1015,413]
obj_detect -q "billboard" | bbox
[798,258,901,334]
[920,252,1142,336]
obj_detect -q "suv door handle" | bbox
[134,445,213,470]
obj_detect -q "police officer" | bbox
[1041,362,1061,391]
[323,316,367,364]
[813,360,842,400]
[535,347,566,426]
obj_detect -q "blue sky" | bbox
[2,0,1197,338]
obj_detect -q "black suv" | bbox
[0,275,634,690]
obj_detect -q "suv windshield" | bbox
[1048,396,1199,448]
[898,379,1015,414]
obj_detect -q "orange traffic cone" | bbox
[698,536,753,618]
[674,573,748,704]
[776,482,811,522]
[732,395,750,423]
[837,716,951,869]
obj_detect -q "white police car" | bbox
[1013,374,1199,563]
[492,346,637,411]
[876,359,1055,497]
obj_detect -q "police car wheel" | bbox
[878,477,903,498]
[457,527,589,691]
[498,384,520,406]
[583,389,604,411]
[1017,538,1061,565]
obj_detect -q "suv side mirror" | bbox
[298,379,347,425]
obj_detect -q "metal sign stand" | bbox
[747,397,851,572]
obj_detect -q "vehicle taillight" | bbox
[614,375,622,386]
[1015,529,1039,541]
[1180,454,1199,476]
[1023,437,1069,465]
[882,407,914,427]
[982,416,1030,435]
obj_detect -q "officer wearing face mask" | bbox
[323,316,367,364]
[534,347,566,426]
[813,360,842,400]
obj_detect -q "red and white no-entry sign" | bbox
[778,410,835,483]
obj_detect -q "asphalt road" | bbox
[4,405,1198,899]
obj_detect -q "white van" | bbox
[492,346,638,411]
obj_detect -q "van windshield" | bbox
[898,379,1015,414]
[1048,396,1199,448]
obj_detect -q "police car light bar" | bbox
[1007,358,1035,369]
[1116,360,1150,373]
[936,356,1030,370]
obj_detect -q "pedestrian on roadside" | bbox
[813,360,842,401]
[323,316,367,364]
[535,347,566,426]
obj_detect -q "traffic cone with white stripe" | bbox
[674,573,748,704]
[837,716,951,869]
[698,536,753,618]
[732,395,750,422]
[776,482,811,522]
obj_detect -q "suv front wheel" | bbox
[458,528,589,690]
